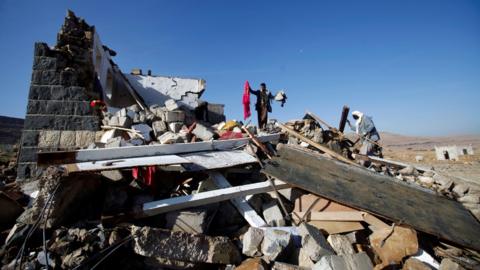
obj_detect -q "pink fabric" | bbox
[242,81,251,120]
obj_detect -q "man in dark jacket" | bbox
[249,83,274,130]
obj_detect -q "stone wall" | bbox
[17,11,101,180]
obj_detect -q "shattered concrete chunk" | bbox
[165,99,180,111]
[343,252,374,270]
[100,170,124,181]
[370,225,418,269]
[192,122,215,141]
[158,131,183,144]
[165,209,211,234]
[272,261,302,270]
[398,165,418,176]
[327,234,355,255]
[152,120,167,137]
[242,227,264,257]
[164,110,185,123]
[439,258,466,270]
[313,254,348,270]
[458,195,480,204]
[263,201,286,227]
[297,223,334,262]
[261,228,292,262]
[130,225,241,264]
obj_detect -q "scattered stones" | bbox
[263,201,286,227]
[131,225,241,264]
[398,165,418,176]
[453,184,469,197]
[165,99,179,111]
[327,234,355,255]
[261,228,292,261]
[402,257,431,270]
[297,223,334,262]
[242,227,264,257]
[439,258,466,270]
[158,131,183,144]
[192,123,215,141]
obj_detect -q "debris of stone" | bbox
[263,201,286,227]
[327,234,355,255]
[297,223,335,262]
[261,228,293,261]
[243,227,265,257]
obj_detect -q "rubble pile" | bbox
[2,10,480,270]
[284,115,480,223]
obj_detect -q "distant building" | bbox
[434,145,474,161]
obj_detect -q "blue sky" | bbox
[0,0,479,136]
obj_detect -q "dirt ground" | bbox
[380,132,480,185]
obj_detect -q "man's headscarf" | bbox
[351,111,364,134]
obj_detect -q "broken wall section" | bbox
[17,11,102,180]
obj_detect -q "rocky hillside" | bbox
[0,116,24,145]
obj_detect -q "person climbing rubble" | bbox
[247,82,286,130]
[346,110,382,158]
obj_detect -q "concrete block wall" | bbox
[17,12,101,180]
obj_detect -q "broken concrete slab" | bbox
[263,201,286,227]
[297,223,334,262]
[192,122,215,141]
[272,261,302,270]
[130,225,241,264]
[164,208,212,234]
[327,234,355,255]
[100,170,124,181]
[343,252,374,270]
[261,228,293,262]
[165,99,179,111]
[313,252,373,270]
[242,227,264,257]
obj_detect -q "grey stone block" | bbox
[168,122,183,133]
[263,201,286,227]
[242,227,264,257]
[38,130,61,148]
[75,131,96,148]
[59,131,76,148]
[192,123,214,141]
[33,56,57,70]
[20,130,40,147]
[261,228,292,261]
[164,110,185,123]
[18,147,38,163]
[313,255,348,270]
[28,85,52,100]
[165,209,210,234]
[34,42,51,57]
[60,69,79,86]
[152,120,167,137]
[327,235,355,255]
[297,223,334,262]
[165,99,179,111]
[16,163,38,180]
[31,70,60,85]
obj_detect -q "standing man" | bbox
[346,110,382,158]
[249,83,274,130]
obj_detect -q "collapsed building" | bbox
[2,11,480,270]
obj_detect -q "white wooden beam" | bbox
[37,133,281,165]
[141,179,290,217]
[181,150,258,171]
[208,172,267,227]
[62,155,190,173]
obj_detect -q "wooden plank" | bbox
[277,123,358,166]
[295,211,364,221]
[208,172,267,227]
[63,155,190,173]
[338,105,350,133]
[37,133,281,166]
[141,180,290,217]
[181,150,257,171]
[263,144,480,251]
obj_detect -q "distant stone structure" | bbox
[434,145,474,161]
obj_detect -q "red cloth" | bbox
[132,166,156,187]
[242,81,251,120]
